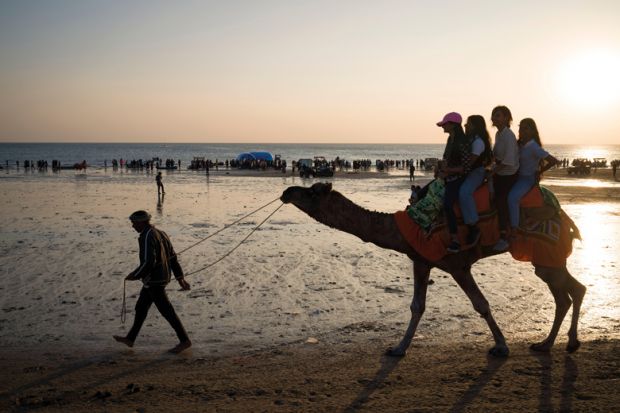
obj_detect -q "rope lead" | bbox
[120,198,284,323]
[185,202,283,276]
[176,196,281,255]
[121,279,127,324]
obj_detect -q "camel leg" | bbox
[387,261,430,357]
[565,268,586,353]
[532,266,586,353]
[451,267,509,357]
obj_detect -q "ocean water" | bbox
[1,142,620,168]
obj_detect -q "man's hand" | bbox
[177,277,191,291]
[125,272,138,281]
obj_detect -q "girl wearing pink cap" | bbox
[436,112,470,253]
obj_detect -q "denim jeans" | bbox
[508,174,536,229]
[444,176,466,234]
[458,167,486,225]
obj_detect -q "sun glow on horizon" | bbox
[557,49,620,110]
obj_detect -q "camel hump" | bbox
[310,182,332,194]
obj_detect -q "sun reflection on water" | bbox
[543,179,620,188]
[572,148,613,161]
[565,203,620,335]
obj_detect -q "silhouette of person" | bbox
[113,210,191,354]
[156,171,165,194]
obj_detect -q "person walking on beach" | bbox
[490,105,519,251]
[113,210,192,354]
[156,171,165,195]
[409,161,415,181]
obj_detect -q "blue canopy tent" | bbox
[236,151,274,162]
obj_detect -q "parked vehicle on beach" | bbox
[567,158,591,175]
[298,157,334,178]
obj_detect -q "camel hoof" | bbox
[386,347,406,358]
[488,345,509,358]
[529,342,552,353]
[566,340,581,353]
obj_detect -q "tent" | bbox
[236,151,274,162]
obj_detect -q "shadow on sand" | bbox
[448,355,508,413]
[341,347,580,412]
[343,354,402,412]
[449,351,578,412]
[0,351,170,406]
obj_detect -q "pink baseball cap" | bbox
[436,112,462,126]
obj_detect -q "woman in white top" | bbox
[507,118,558,232]
[491,105,520,251]
[458,115,493,246]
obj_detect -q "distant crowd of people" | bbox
[3,152,619,182]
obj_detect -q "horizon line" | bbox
[1,141,616,146]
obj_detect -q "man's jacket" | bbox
[130,226,183,286]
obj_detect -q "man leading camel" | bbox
[113,210,191,354]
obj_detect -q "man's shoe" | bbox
[168,340,191,354]
[113,335,134,348]
[492,238,509,252]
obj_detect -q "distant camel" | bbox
[281,183,586,357]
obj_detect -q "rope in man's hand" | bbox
[120,198,283,324]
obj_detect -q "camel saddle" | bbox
[395,183,578,268]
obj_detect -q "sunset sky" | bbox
[1,0,619,144]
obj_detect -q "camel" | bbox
[280,182,586,357]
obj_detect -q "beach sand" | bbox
[1,167,619,412]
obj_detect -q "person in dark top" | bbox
[436,112,472,253]
[156,172,165,195]
[113,210,191,354]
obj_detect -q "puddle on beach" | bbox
[564,203,620,330]
[543,178,620,188]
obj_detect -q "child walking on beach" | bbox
[156,171,165,195]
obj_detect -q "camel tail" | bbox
[561,209,581,241]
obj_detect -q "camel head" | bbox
[280,182,333,213]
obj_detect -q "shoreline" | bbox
[3,163,618,179]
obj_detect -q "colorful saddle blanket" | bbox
[394,183,576,268]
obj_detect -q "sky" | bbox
[1,0,619,144]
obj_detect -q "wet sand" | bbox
[1,167,619,411]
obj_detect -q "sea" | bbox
[1,142,620,168]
